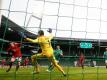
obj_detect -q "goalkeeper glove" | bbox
[19,32,27,38]
[47,28,52,33]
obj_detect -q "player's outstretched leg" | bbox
[6,62,13,72]
[51,60,66,77]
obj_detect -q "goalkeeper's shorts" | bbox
[31,49,56,61]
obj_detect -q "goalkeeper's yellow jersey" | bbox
[26,34,53,51]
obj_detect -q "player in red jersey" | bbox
[6,42,22,72]
[1,59,6,68]
[23,57,29,68]
[79,52,85,69]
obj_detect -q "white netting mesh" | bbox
[0,0,107,40]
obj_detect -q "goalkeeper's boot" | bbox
[63,73,67,77]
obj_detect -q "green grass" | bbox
[1,66,107,80]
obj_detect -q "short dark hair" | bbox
[38,30,44,36]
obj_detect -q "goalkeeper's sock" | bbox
[33,63,40,73]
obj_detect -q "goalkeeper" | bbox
[46,45,63,72]
[23,28,66,76]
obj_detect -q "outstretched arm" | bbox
[19,32,39,43]
[26,38,39,43]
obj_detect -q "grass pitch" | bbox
[0,66,107,80]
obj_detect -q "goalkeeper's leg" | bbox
[31,54,42,73]
[51,59,66,76]
[48,60,59,71]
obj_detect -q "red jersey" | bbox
[7,43,22,58]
